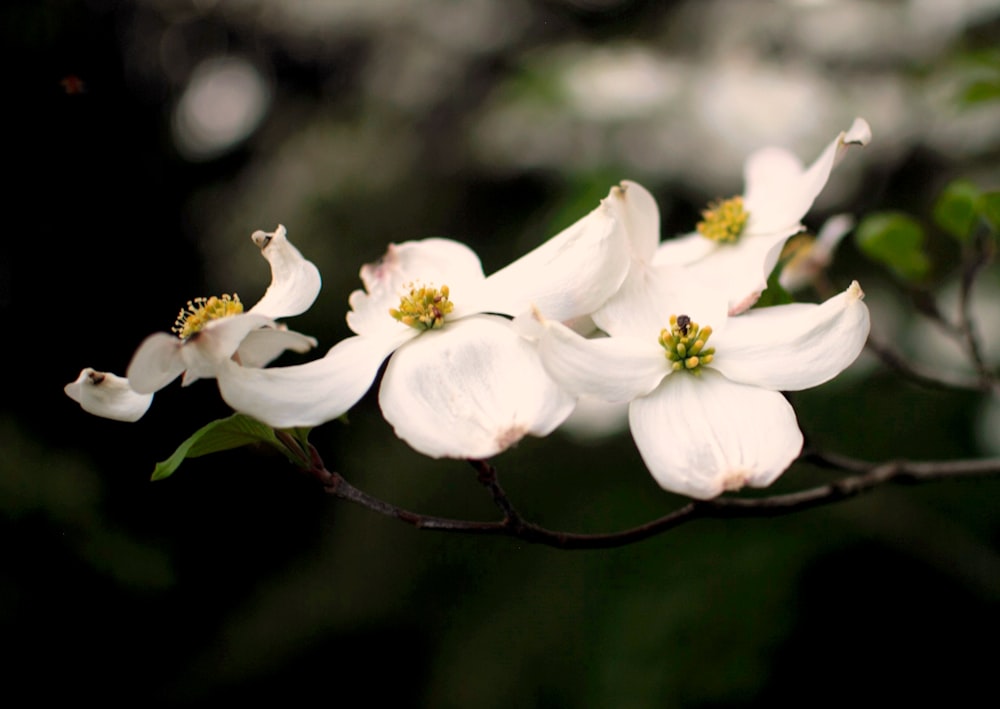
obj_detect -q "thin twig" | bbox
[306,447,1000,550]
[864,335,994,392]
[956,228,996,385]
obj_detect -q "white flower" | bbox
[126,225,321,395]
[654,118,871,314]
[216,186,633,459]
[64,368,154,422]
[535,276,871,500]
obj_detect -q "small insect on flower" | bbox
[676,314,691,336]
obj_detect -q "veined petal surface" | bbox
[216,330,412,428]
[629,371,803,500]
[127,333,187,394]
[537,319,668,402]
[379,315,575,459]
[712,281,870,391]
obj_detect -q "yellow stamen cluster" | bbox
[172,294,244,339]
[659,314,715,374]
[696,195,749,243]
[390,284,453,330]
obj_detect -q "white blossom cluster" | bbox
[66,119,872,499]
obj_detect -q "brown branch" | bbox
[303,446,1000,550]
[955,227,996,385]
[863,335,1000,395]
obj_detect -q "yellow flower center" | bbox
[390,284,453,330]
[172,294,244,339]
[659,314,715,374]
[696,195,748,243]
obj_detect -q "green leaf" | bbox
[933,179,980,241]
[855,212,931,282]
[753,269,794,308]
[151,414,297,481]
[960,80,1000,106]
[976,191,1000,232]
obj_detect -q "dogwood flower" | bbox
[216,186,633,459]
[126,224,321,396]
[534,275,871,499]
[654,118,871,314]
[64,368,154,422]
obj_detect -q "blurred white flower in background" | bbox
[173,56,272,161]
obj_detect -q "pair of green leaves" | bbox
[855,179,1000,283]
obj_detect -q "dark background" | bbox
[4,0,1000,705]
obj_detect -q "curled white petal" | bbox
[216,330,412,428]
[537,319,668,403]
[612,180,661,265]
[628,371,803,500]
[379,315,575,459]
[248,225,322,319]
[744,118,871,233]
[474,184,630,322]
[65,368,153,422]
[712,281,870,391]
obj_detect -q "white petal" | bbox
[712,281,870,391]
[178,313,275,385]
[628,371,803,499]
[592,263,730,339]
[361,238,485,293]
[347,238,487,336]
[237,327,318,368]
[744,118,871,234]
[653,231,717,267]
[537,319,667,402]
[672,225,801,315]
[247,225,322,319]
[473,184,629,321]
[614,180,661,264]
[127,333,186,394]
[741,146,805,226]
[379,315,575,459]
[65,368,153,422]
[216,331,411,428]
